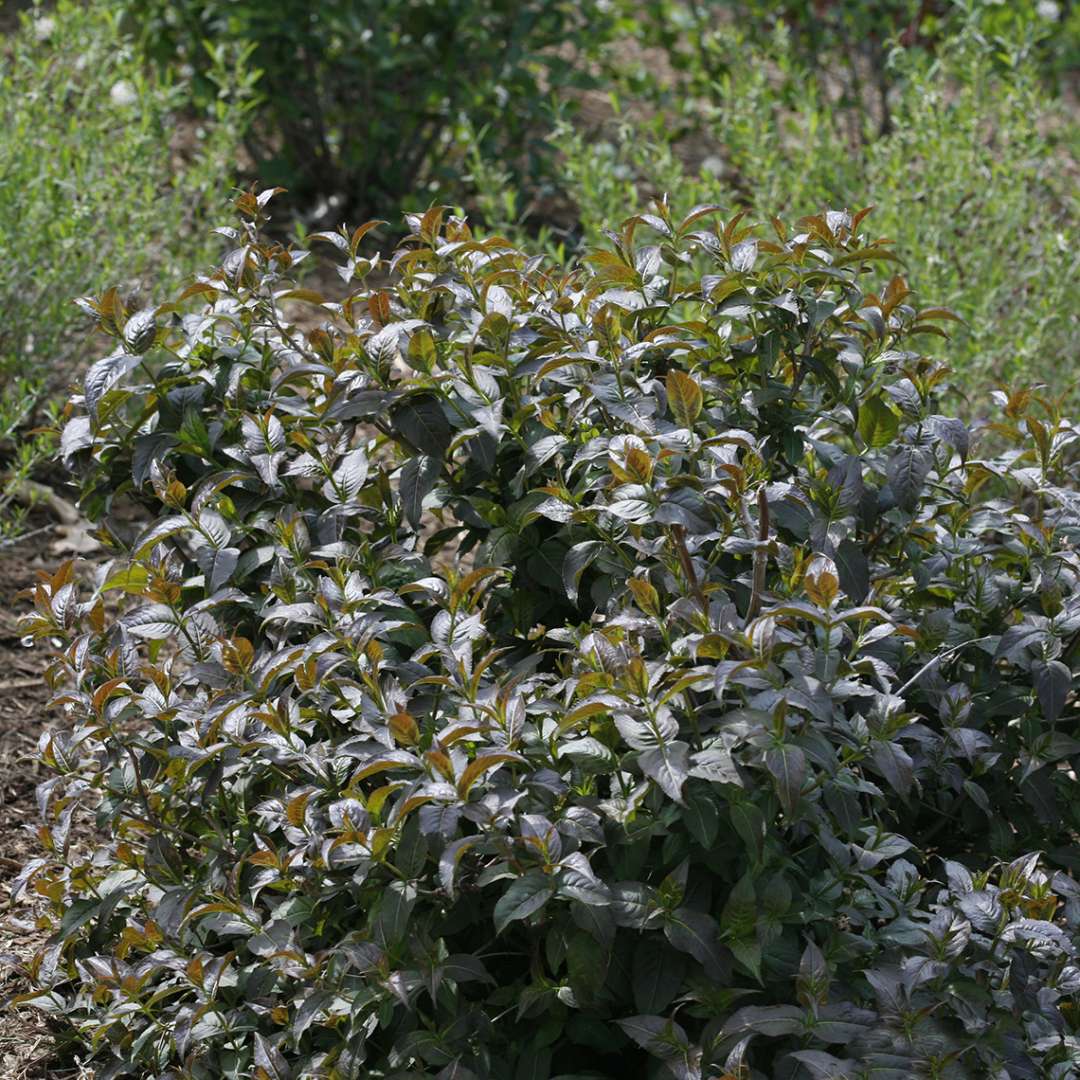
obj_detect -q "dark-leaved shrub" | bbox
[117,0,620,215]
[15,191,1080,1078]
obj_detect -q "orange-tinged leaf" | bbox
[666,370,703,428]
[420,205,447,243]
[627,577,660,616]
[557,700,613,735]
[286,791,312,829]
[424,748,455,782]
[370,827,395,860]
[350,219,386,253]
[352,755,418,783]
[916,306,964,323]
[366,782,404,819]
[389,711,419,746]
[456,752,524,798]
[368,291,392,327]
[803,554,840,608]
[276,288,327,304]
[624,446,654,483]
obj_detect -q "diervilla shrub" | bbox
[15,191,1080,1078]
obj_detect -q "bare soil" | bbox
[0,523,91,1079]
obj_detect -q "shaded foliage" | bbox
[117,0,621,215]
[15,191,1080,1078]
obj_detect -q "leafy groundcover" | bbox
[14,191,1080,1078]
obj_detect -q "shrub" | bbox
[15,190,1080,1078]
[116,0,621,216]
[0,0,252,534]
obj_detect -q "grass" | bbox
[0,0,252,536]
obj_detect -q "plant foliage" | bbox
[117,0,620,214]
[15,190,1080,1078]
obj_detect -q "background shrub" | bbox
[0,0,254,534]
[15,191,1080,1078]
[117,0,622,217]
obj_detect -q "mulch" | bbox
[0,523,94,1079]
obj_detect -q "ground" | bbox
[0,522,90,1079]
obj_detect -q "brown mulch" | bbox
[0,524,94,1080]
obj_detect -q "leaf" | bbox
[60,416,93,463]
[456,752,524,798]
[253,1033,293,1080]
[1033,659,1071,722]
[393,395,451,457]
[887,446,932,512]
[765,744,806,814]
[927,415,970,461]
[803,555,839,608]
[286,791,312,829]
[788,1051,856,1079]
[857,396,899,448]
[292,990,331,1041]
[100,561,150,596]
[731,239,758,272]
[955,890,1003,933]
[730,801,766,863]
[330,447,369,501]
[207,547,240,592]
[132,515,189,558]
[122,307,158,353]
[85,350,139,420]
[664,908,726,979]
[558,852,610,906]
[400,454,441,528]
[722,1004,805,1038]
[872,740,914,798]
[627,577,660,616]
[372,881,417,948]
[639,742,691,803]
[607,498,652,522]
[494,871,555,934]
[834,539,869,603]
[666,370,703,428]
[827,455,864,510]
[439,837,479,898]
[389,711,420,746]
[526,434,568,474]
[563,541,602,603]
[683,789,720,848]
[123,604,180,640]
[618,1015,686,1055]
[632,936,687,1013]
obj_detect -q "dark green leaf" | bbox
[400,454,441,528]
[393,395,451,457]
[494,872,555,934]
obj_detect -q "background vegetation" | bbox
[0,0,254,535]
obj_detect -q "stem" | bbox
[746,488,770,621]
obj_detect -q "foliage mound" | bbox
[15,191,1080,1078]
